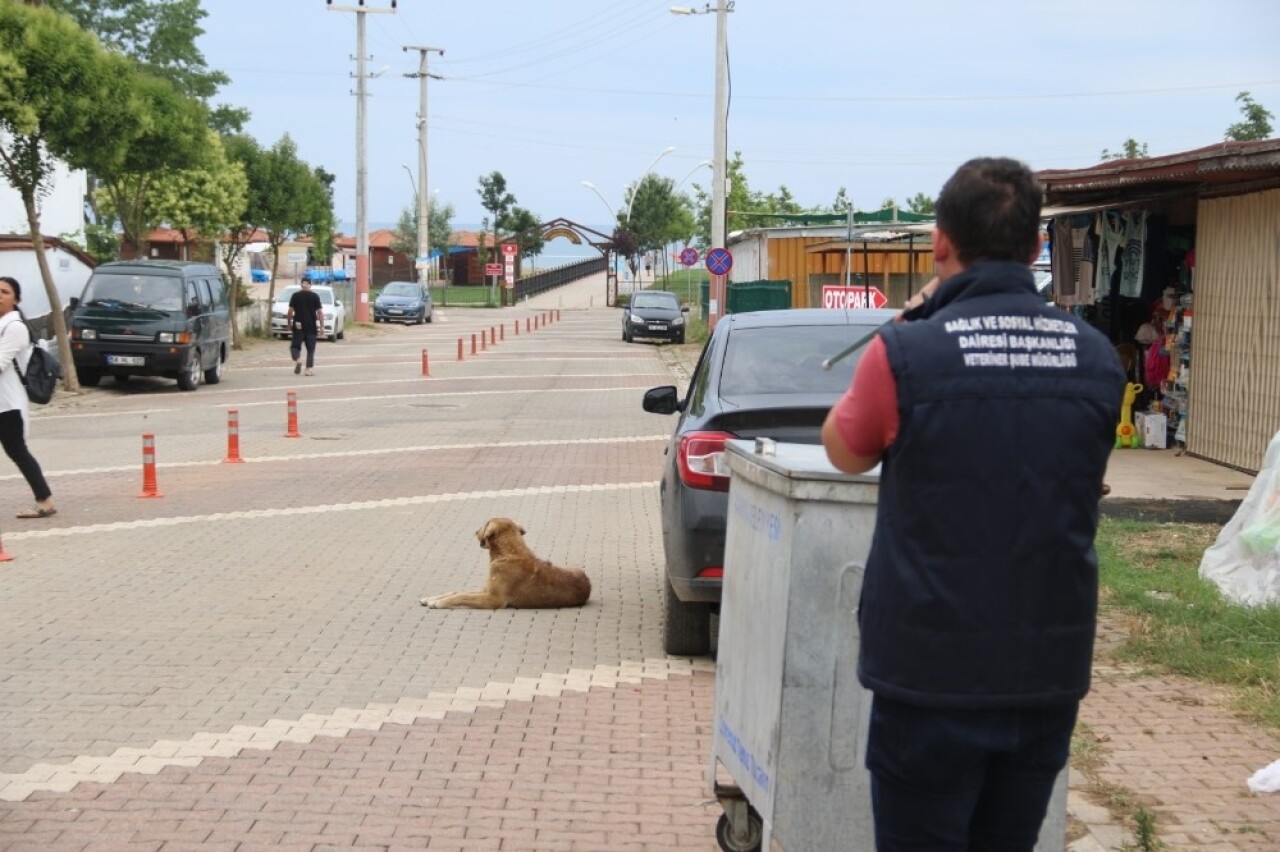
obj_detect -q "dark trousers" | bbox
[0,408,52,502]
[290,328,317,368]
[866,694,1077,851]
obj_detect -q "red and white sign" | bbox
[485,263,502,276]
[501,243,517,256]
[822,285,888,310]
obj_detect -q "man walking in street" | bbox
[287,279,324,376]
[821,157,1124,849]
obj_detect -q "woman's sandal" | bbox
[16,506,56,519]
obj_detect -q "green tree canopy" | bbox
[1100,138,1149,162]
[149,129,248,259]
[477,171,516,262]
[0,1,201,391]
[1226,91,1274,141]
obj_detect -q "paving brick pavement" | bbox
[2,278,1276,850]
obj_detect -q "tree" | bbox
[46,0,247,131]
[149,130,248,262]
[904,192,935,215]
[1100,138,1149,162]
[830,187,852,214]
[627,174,693,277]
[256,135,331,303]
[477,171,516,264]
[49,0,246,263]
[0,2,194,393]
[503,206,544,264]
[1225,91,1274,141]
[391,196,457,274]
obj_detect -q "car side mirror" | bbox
[69,296,79,309]
[335,301,343,308]
[642,385,680,415]
[681,306,690,313]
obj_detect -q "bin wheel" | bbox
[715,809,763,852]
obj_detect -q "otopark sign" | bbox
[821,285,889,310]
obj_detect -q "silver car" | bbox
[271,285,346,342]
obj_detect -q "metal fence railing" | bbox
[514,256,605,301]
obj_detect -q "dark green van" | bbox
[69,260,231,391]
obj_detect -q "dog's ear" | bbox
[477,520,494,549]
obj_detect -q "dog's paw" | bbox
[419,595,439,608]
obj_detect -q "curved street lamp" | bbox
[580,180,617,224]
[624,145,677,225]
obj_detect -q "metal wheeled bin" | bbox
[710,438,1067,851]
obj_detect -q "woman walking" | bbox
[0,276,56,519]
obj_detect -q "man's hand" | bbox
[898,276,942,320]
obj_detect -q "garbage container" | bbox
[710,438,1067,851]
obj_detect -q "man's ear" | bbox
[932,227,955,267]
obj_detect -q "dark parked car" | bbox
[69,260,231,391]
[641,307,898,655]
[374,281,433,324]
[623,290,688,343]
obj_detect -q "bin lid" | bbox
[726,439,881,483]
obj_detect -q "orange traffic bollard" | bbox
[471,333,478,355]
[480,330,487,351]
[0,529,13,562]
[285,391,301,438]
[139,433,163,498]
[526,317,531,333]
[514,319,520,336]
[421,348,430,377]
[556,309,561,321]
[223,408,244,463]
[457,338,464,361]
[500,324,505,342]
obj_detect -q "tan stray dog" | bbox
[419,518,592,609]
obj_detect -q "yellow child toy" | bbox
[1115,382,1143,449]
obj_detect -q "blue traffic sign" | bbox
[679,247,700,268]
[705,247,733,276]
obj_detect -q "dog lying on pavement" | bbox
[419,517,592,609]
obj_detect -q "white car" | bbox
[271,285,346,342]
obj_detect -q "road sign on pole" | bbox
[705,247,733,276]
[679,247,699,268]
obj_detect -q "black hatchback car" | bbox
[641,307,898,655]
[622,290,688,343]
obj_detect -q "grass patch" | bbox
[1095,518,1280,727]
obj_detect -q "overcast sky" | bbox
[197,0,1280,234]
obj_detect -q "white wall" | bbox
[1,245,94,319]
[0,155,87,244]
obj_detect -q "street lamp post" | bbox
[672,1,732,328]
[624,145,677,226]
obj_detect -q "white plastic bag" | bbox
[1198,429,1280,606]
[1247,758,1280,793]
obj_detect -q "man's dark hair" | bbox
[935,157,1042,265]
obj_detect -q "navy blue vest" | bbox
[858,261,1124,708]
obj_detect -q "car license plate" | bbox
[106,355,145,366]
[389,308,402,314]
[650,324,667,331]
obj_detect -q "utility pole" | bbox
[327,0,397,323]
[404,45,443,289]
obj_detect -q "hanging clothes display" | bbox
[1095,210,1125,297]
[1119,210,1146,297]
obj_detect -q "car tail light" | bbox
[698,566,724,578]
[677,430,734,491]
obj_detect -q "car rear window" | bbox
[720,323,881,396]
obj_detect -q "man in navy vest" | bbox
[822,157,1124,848]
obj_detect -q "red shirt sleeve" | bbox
[830,335,899,459]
